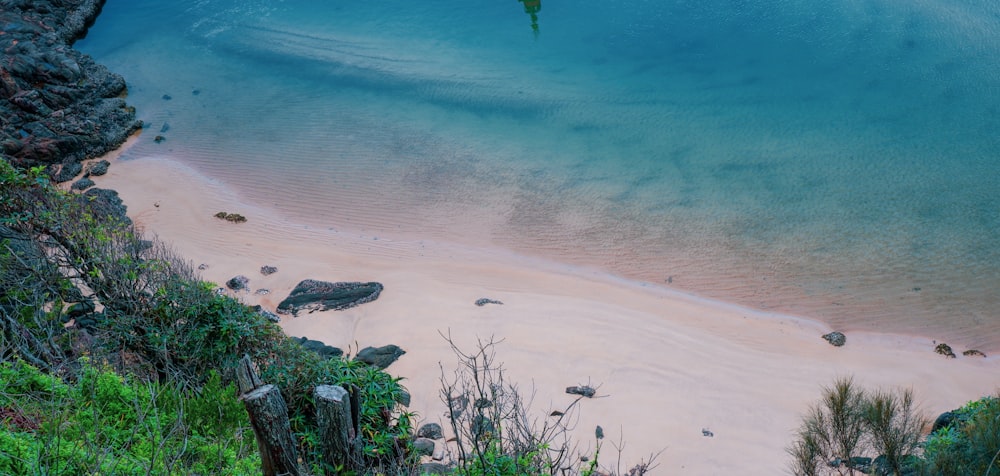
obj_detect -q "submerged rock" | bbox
[276,279,383,316]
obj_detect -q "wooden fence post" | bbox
[315,384,359,474]
[242,384,301,476]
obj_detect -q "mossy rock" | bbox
[213,211,247,223]
[935,343,956,358]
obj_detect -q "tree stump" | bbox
[316,385,359,473]
[242,384,300,476]
[237,354,263,395]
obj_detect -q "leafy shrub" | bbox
[0,358,259,475]
[920,395,1000,475]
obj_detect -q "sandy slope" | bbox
[90,152,999,474]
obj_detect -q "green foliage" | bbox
[0,358,259,476]
[788,377,928,476]
[920,395,1000,475]
[258,338,416,472]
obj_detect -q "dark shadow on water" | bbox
[517,0,541,37]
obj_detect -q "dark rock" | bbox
[847,456,872,473]
[251,305,280,323]
[396,389,411,407]
[822,331,846,347]
[295,336,345,358]
[253,288,270,296]
[78,188,130,225]
[276,279,383,316]
[417,423,444,440]
[595,425,604,440]
[54,160,83,182]
[702,428,714,437]
[355,344,405,369]
[935,343,956,358]
[260,265,278,276]
[162,94,172,100]
[66,299,95,318]
[74,311,103,330]
[416,463,450,475]
[192,89,201,95]
[963,349,987,357]
[226,275,250,292]
[0,0,140,170]
[448,394,469,420]
[83,159,109,177]
[70,177,94,190]
[931,411,959,434]
[197,263,209,270]
[154,135,166,143]
[566,386,596,398]
[471,415,494,438]
[412,438,435,457]
[475,298,503,306]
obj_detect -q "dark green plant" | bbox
[920,395,1000,475]
[0,358,259,475]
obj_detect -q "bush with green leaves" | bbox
[0,358,259,475]
[920,394,1000,475]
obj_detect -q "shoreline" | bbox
[89,147,999,473]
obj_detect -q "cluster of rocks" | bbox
[823,332,987,360]
[411,422,449,474]
[1,0,141,177]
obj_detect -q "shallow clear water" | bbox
[78,0,1000,346]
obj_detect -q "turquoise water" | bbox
[78,0,1000,346]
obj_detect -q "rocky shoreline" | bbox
[1,0,141,180]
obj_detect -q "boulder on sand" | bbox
[276,279,383,316]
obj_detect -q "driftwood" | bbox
[316,385,360,473]
[242,384,300,476]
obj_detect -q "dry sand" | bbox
[89,150,999,474]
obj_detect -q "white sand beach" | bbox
[90,150,1000,474]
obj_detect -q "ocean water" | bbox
[77,0,1000,347]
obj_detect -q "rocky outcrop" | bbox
[1,0,141,175]
[276,279,383,316]
[76,187,130,225]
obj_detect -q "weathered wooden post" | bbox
[239,355,300,476]
[243,384,301,476]
[237,354,264,395]
[315,385,359,473]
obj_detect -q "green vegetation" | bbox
[0,359,259,475]
[789,377,1000,476]
[0,157,414,474]
[921,395,1000,475]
